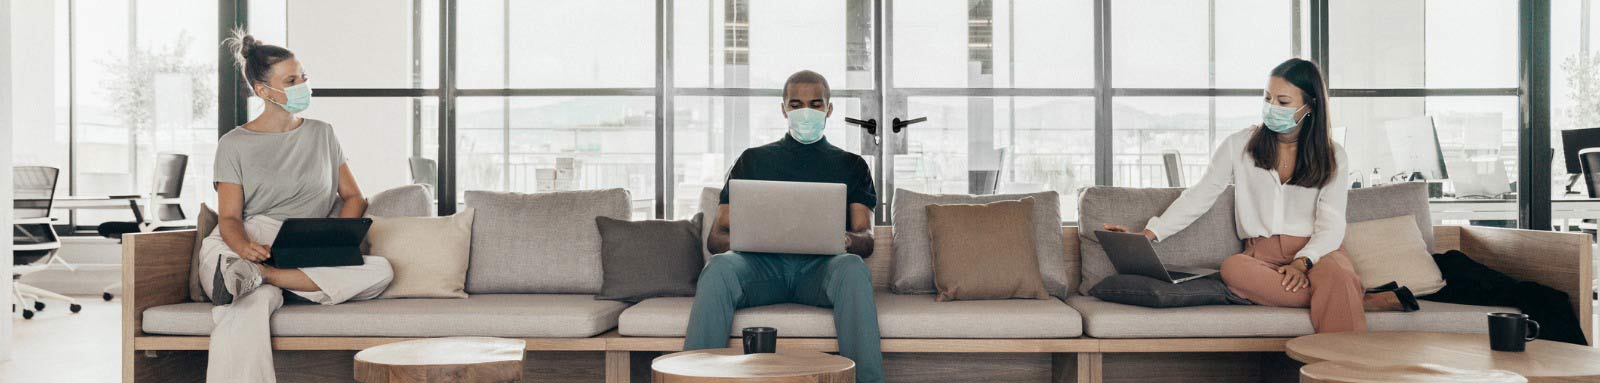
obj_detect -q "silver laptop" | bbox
[729,180,848,255]
[1094,230,1218,284]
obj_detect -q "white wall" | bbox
[287,0,415,194]
[1,0,15,363]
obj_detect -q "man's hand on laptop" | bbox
[1102,224,1156,241]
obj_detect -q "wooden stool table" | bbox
[1300,361,1526,383]
[353,337,526,383]
[1287,331,1600,383]
[652,348,855,383]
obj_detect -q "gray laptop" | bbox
[1094,230,1218,284]
[729,179,847,255]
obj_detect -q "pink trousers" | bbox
[1220,235,1366,333]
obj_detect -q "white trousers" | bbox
[198,216,393,383]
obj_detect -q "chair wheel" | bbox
[21,309,33,319]
[103,292,114,301]
[34,301,44,311]
[69,304,81,313]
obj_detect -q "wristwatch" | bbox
[1299,257,1314,271]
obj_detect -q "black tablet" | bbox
[266,218,371,269]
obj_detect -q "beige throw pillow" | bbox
[1341,214,1446,296]
[926,198,1051,302]
[368,209,476,299]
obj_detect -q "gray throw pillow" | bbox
[1346,182,1434,251]
[463,188,631,294]
[596,213,705,303]
[1077,186,1242,293]
[363,184,435,218]
[1088,274,1249,308]
[891,189,1072,298]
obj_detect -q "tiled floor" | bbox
[1,295,120,382]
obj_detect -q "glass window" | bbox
[675,0,875,90]
[894,97,1093,219]
[72,0,219,225]
[894,0,1093,89]
[298,97,439,195]
[1215,0,1296,88]
[1112,0,1208,88]
[259,0,440,89]
[672,96,870,219]
[1330,0,1517,89]
[456,0,653,89]
[456,97,657,218]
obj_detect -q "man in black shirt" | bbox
[684,70,883,383]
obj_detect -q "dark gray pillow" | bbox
[596,213,705,303]
[1077,186,1242,293]
[1346,182,1434,251]
[1087,274,1249,308]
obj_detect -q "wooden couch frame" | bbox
[123,226,1593,382]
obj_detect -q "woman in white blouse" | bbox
[1106,58,1416,333]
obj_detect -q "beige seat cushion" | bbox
[1342,215,1446,296]
[142,294,626,338]
[618,293,1082,338]
[368,209,475,299]
[1066,295,1514,338]
[927,198,1051,302]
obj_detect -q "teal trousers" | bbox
[684,252,885,383]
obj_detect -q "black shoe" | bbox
[1392,286,1421,312]
[1366,281,1400,294]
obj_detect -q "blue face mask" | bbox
[262,82,314,114]
[787,108,827,144]
[1262,102,1308,133]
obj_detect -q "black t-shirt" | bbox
[718,135,878,228]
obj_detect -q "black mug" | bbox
[1488,312,1540,352]
[742,327,777,354]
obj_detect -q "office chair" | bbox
[1162,150,1184,187]
[97,153,192,300]
[12,166,80,319]
[410,157,438,195]
[96,153,190,240]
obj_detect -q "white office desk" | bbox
[51,195,192,234]
[1428,197,1600,226]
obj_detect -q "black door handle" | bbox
[846,117,878,136]
[892,117,927,133]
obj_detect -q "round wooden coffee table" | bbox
[1300,361,1526,383]
[353,337,526,383]
[1287,331,1600,382]
[652,348,855,383]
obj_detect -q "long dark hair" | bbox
[1247,58,1336,188]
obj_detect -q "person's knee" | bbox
[703,252,748,276]
[1308,264,1356,285]
[364,256,395,286]
[1218,254,1255,283]
[826,254,872,285]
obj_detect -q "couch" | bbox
[122,184,1594,383]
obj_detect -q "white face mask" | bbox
[787,108,827,144]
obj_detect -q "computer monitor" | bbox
[1560,127,1600,174]
[1383,116,1449,180]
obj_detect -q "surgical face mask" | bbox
[1262,102,1308,133]
[261,82,313,114]
[787,107,827,144]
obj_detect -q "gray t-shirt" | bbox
[214,119,347,221]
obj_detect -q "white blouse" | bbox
[1145,127,1349,262]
